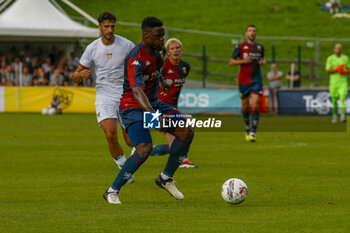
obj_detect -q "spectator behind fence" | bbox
[32,67,48,86]
[11,56,23,81]
[21,66,33,86]
[68,51,79,71]
[61,64,71,86]
[41,56,52,75]
[267,63,283,89]
[0,60,7,85]
[3,65,16,86]
[0,49,92,87]
[28,56,40,74]
[285,63,301,88]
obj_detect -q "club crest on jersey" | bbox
[168,69,174,74]
[182,67,187,74]
[243,46,249,49]
[257,46,261,51]
[106,53,112,59]
[146,61,151,66]
[160,50,164,60]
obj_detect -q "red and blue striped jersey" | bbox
[232,42,264,85]
[120,43,164,110]
[159,59,190,106]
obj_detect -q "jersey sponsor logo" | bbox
[173,78,185,87]
[107,53,112,59]
[166,79,173,85]
[182,67,187,74]
[131,60,140,66]
[145,61,151,66]
[167,69,174,74]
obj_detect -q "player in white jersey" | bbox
[72,12,135,181]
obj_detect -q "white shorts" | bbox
[95,100,124,127]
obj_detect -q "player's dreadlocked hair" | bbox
[98,12,117,24]
[141,16,163,31]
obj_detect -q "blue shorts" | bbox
[127,121,152,147]
[120,100,186,146]
[239,83,263,98]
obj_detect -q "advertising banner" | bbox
[277,90,350,115]
[178,89,241,114]
[1,87,271,114]
[3,87,96,113]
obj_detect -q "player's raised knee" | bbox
[181,125,194,141]
[135,143,153,158]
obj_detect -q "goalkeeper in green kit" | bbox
[326,44,349,123]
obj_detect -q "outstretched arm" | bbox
[229,56,253,66]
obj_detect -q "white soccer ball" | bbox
[48,108,56,115]
[41,108,49,115]
[221,178,248,204]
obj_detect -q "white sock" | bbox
[161,172,171,180]
[114,154,126,169]
[107,186,118,192]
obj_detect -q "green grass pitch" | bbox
[0,113,349,233]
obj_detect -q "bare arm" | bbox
[72,66,92,83]
[293,74,300,81]
[268,73,283,81]
[258,58,266,66]
[159,81,169,94]
[132,86,154,112]
[228,56,253,66]
[286,74,300,81]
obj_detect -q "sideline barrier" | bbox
[178,88,269,114]
[277,89,350,115]
[0,87,270,114]
[0,87,96,113]
[178,89,240,114]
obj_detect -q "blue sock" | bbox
[163,138,192,178]
[150,144,168,156]
[242,111,250,131]
[251,111,259,134]
[112,151,146,191]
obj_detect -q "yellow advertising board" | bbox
[4,87,96,113]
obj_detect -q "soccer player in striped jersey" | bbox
[229,25,265,142]
[150,38,199,168]
[103,17,194,204]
